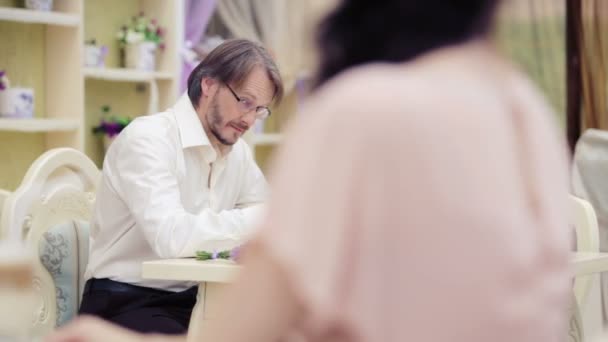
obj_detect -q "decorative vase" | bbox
[124,42,157,71]
[254,118,266,134]
[0,88,34,118]
[25,0,53,11]
[103,135,117,152]
[84,44,107,68]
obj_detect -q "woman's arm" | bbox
[198,244,301,341]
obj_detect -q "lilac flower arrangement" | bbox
[196,246,242,262]
[116,12,165,50]
[92,105,131,138]
[0,70,10,91]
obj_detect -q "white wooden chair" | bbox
[572,195,601,306]
[0,148,100,337]
[571,130,608,340]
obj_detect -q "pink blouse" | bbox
[255,42,572,341]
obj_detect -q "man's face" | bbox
[206,67,275,146]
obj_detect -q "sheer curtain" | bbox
[217,0,312,93]
[216,0,259,41]
[181,0,217,92]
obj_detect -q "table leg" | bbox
[187,282,206,342]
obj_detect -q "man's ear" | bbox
[201,77,218,98]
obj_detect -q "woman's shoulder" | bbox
[300,59,495,136]
[303,63,435,123]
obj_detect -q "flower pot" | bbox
[25,0,53,11]
[124,42,157,71]
[0,88,34,118]
[84,44,107,68]
[103,135,117,152]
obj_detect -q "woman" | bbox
[48,0,571,341]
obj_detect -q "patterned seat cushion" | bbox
[38,220,89,327]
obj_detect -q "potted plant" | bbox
[116,12,165,71]
[92,105,131,151]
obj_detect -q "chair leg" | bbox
[569,292,585,342]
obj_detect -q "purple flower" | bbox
[230,246,241,261]
[101,121,122,137]
[211,251,219,259]
[0,70,6,91]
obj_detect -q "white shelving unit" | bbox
[83,67,174,82]
[0,1,83,145]
[1,0,282,185]
[0,118,79,132]
[0,7,80,26]
[0,1,83,189]
[0,0,183,187]
[252,133,282,146]
[83,0,183,166]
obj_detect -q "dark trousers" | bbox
[79,278,198,334]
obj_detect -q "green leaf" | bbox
[195,250,232,261]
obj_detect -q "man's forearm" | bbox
[172,204,266,257]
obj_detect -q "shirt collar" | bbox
[172,93,212,149]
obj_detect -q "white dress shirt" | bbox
[84,94,267,291]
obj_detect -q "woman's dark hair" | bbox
[314,0,502,88]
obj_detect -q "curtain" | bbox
[181,0,217,92]
[576,1,608,327]
[579,1,608,131]
[217,0,313,93]
[496,0,566,124]
[216,0,259,41]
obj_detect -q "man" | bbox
[80,39,283,334]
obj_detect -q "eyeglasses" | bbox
[224,83,271,120]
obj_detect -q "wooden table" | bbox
[142,253,608,341]
[142,258,241,341]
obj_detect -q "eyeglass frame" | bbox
[224,83,272,120]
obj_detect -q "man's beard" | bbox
[209,99,236,146]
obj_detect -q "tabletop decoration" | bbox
[196,246,241,262]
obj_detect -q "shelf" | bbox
[0,7,80,27]
[0,118,79,132]
[83,67,174,82]
[252,133,282,146]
